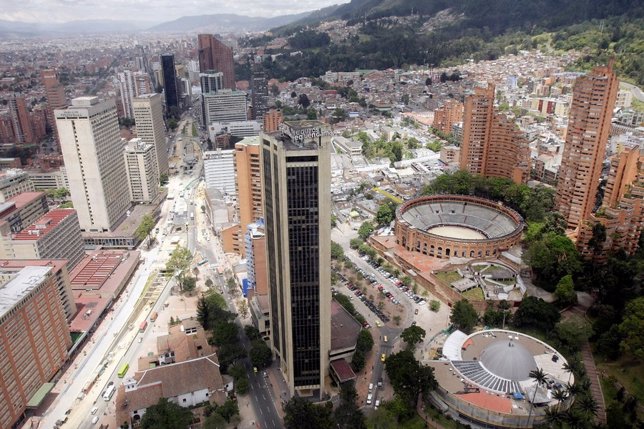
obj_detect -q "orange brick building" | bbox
[459,84,529,184]
[0,265,71,428]
[555,64,618,230]
[433,99,464,135]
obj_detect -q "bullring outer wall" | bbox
[394,195,524,259]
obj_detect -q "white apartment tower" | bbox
[123,138,159,203]
[55,97,130,232]
[133,93,169,176]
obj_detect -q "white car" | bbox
[374,399,381,409]
[366,393,373,405]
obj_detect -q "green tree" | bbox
[555,317,593,350]
[331,241,345,260]
[450,300,478,333]
[212,322,239,346]
[357,221,374,240]
[46,187,70,200]
[182,276,196,293]
[333,382,366,429]
[400,325,426,350]
[349,238,363,249]
[527,368,547,426]
[134,214,156,243]
[385,349,437,407]
[375,201,397,226]
[554,275,577,306]
[228,363,249,395]
[216,398,239,422]
[168,118,178,130]
[298,93,311,109]
[356,329,374,353]
[513,296,560,332]
[140,398,192,429]
[205,278,214,288]
[244,325,261,341]
[160,173,169,185]
[525,233,581,290]
[166,246,192,284]
[203,412,227,429]
[619,297,644,360]
[284,396,333,429]
[250,339,273,369]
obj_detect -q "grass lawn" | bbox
[471,264,489,273]
[462,287,485,301]
[435,270,462,285]
[597,357,644,403]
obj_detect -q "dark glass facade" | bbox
[286,165,320,386]
[161,54,178,110]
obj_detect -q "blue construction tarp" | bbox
[242,278,249,297]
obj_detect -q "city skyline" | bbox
[0,0,350,25]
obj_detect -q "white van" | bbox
[91,415,99,424]
[366,393,373,405]
[368,383,373,392]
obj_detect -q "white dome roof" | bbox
[479,340,537,381]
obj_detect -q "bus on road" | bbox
[117,363,129,378]
[103,384,116,401]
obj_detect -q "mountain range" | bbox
[0,11,314,37]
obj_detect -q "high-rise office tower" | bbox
[459,83,530,184]
[55,97,130,232]
[203,90,248,124]
[197,34,236,90]
[200,72,224,95]
[161,54,179,111]
[8,96,35,144]
[555,64,618,229]
[261,121,332,399]
[123,138,159,203]
[117,70,136,118]
[41,69,67,144]
[251,67,269,120]
[133,72,153,96]
[133,93,168,176]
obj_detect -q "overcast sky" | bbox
[1,0,348,23]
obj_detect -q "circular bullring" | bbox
[394,195,524,259]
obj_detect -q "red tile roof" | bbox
[12,208,75,241]
[0,192,45,218]
[330,359,356,383]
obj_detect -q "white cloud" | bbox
[0,0,348,23]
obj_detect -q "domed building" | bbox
[427,329,573,428]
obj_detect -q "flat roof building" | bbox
[133,93,169,176]
[0,169,34,202]
[0,191,48,235]
[0,266,71,429]
[262,121,332,399]
[203,149,236,196]
[0,259,75,321]
[124,138,160,204]
[56,97,131,232]
[1,208,85,270]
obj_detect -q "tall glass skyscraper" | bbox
[160,53,178,111]
[261,121,332,399]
